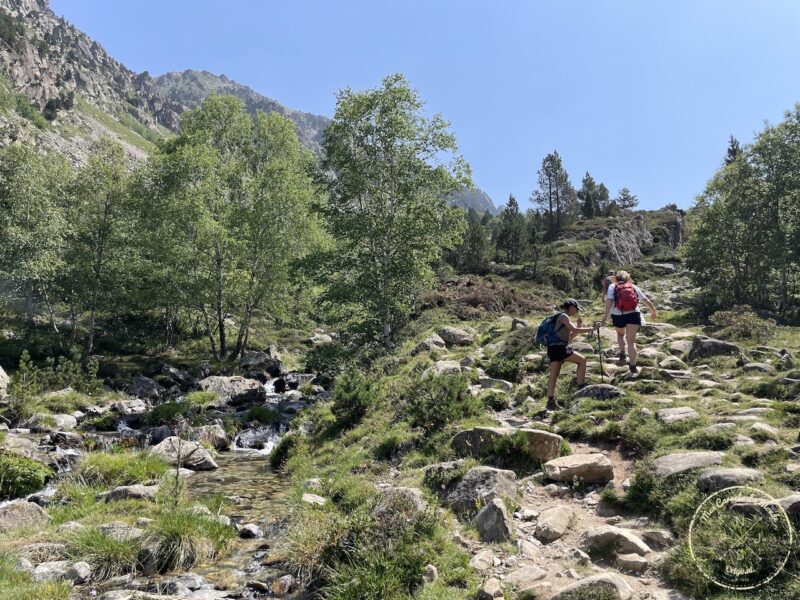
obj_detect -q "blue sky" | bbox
[51,0,800,210]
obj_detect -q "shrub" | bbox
[142,509,235,572]
[710,305,777,342]
[401,373,481,436]
[331,369,379,426]
[483,356,522,383]
[0,452,51,499]
[141,401,193,426]
[185,390,216,409]
[9,350,101,403]
[244,405,281,424]
[67,527,140,580]
[270,433,298,470]
[480,389,510,410]
[77,451,168,486]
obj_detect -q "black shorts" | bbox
[611,312,642,328]
[547,344,574,363]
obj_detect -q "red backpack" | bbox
[614,282,639,312]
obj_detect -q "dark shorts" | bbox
[547,344,574,363]
[612,312,642,328]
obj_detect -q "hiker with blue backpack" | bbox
[537,299,601,412]
[600,270,657,374]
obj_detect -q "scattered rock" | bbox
[199,375,266,407]
[100,484,160,502]
[21,412,77,433]
[441,466,517,516]
[372,486,426,524]
[0,501,50,533]
[534,505,573,542]
[697,467,764,492]
[571,384,625,400]
[544,453,614,484]
[31,560,70,583]
[750,422,780,439]
[579,525,651,557]
[0,364,8,399]
[128,375,165,400]
[743,362,776,374]
[687,335,745,362]
[149,436,218,471]
[451,427,563,462]
[479,377,514,392]
[469,549,495,571]
[616,552,649,573]
[652,451,724,478]
[412,334,446,355]
[301,493,326,506]
[551,573,633,600]
[655,407,699,423]
[239,523,264,539]
[474,498,514,542]
[504,565,547,592]
[422,563,438,584]
[642,529,674,549]
[423,360,462,378]
[479,577,503,599]
[438,326,476,347]
[241,347,286,377]
[65,561,91,584]
[659,356,688,370]
[190,424,231,451]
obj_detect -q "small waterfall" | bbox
[233,424,286,455]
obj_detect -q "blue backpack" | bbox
[535,313,566,347]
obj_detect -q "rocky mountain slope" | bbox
[447,186,499,214]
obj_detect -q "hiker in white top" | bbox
[600,270,657,374]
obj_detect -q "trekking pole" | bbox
[597,327,605,383]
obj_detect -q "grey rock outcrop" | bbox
[544,453,614,484]
[199,376,266,407]
[441,466,517,516]
[149,436,218,471]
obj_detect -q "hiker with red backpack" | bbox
[600,270,657,374]
[537,299,602,411]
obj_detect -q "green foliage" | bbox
[531,150,578,237]
[483,356,522,383]
[480,389,511,410]
[496,195,527,263]
[142,509,235,573]
[685,106,800,319]
[66,526,141,580]
[0,550,72,600]
[331,369,379,426]
[77,451,169,486]
[270,433,299,470]
[709,305,777,341]
[0,452,51,499]
[400,373,481,436]
[244,405,281,424]
[452,207,491,273]
[315,73,470,350]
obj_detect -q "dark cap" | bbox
[562,298,582,311]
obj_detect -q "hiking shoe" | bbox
[629,364,638,374]
[546,397,558,411]
[576,382,588,389]
[617,353,628,366]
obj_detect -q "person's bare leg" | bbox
[564,352,587,385]
[547,361,562,397]
[626,324,640,371]
[616,327,626,364]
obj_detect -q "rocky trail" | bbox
[1,271,800,599]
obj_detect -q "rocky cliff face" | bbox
[446,186,498,215]
[153,70,330,157]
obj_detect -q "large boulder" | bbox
[0,364,8,399]
[438,326,475,347]
[571,384,625,401]
[149,436,218,471]
[189,424,230,451]
[687,335,745,362]
[534,505,573,542]
[128,376,165,400]
[412,334,446,355]
[0,501,50,533]
[147,361,196,391]
[199,376,266,407]
[552,573,633,600]
[655,407,700,424]
[543,453,614,484]
[423,360,462,379]
[653,451,724,478]
[441,466,517,516]
[474,498,514,542]
[451,427,563,462]
[22,413,77,433]
[697,467,763,493]
[240,346,286,377]
[579,525,651,557]
[99,484,160,503]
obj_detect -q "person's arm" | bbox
[561,314,599,336]
[642,298,657,320]
[601,297,613,325]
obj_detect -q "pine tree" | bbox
[456,208,491,273]
[577,172,600,218]
[496,195,527,263]
[615,187,639,210]
[531,151,576,236]
[724,135,742,165]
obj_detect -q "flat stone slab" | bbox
[579,525,651,557]
[653,451,724,478]
[655,407,700,423]
[0,501,50,533]
[544,453,614,484]
[504,565,547,592]
[552,572,633,600]
[571,384,625,400]
[698,467,763,492]
[451,427,563,462]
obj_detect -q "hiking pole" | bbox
[597,327,605,383]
